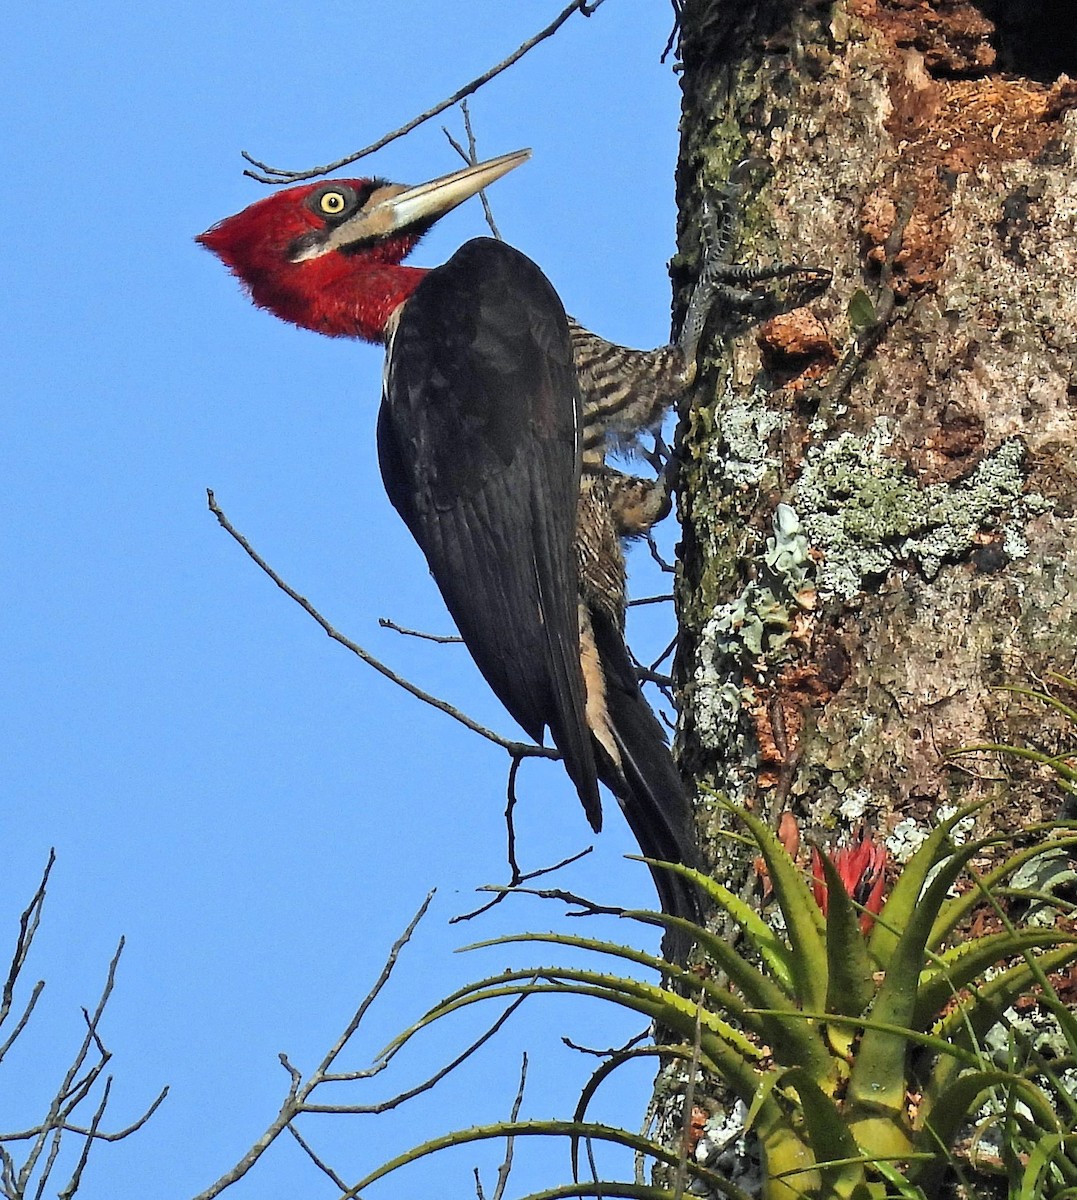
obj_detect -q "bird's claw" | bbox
[678,162,831,369]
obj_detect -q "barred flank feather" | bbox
[568,319,687,457]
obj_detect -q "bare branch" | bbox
[443,101,502,239]
[626,594,674,608]
[634,665,674,689]
[648,636,678,676]
[645,532,675,575]
[193,894,434,1199]
[473,885,625,919]
[207,490,557,762]
[12,940,124,1197]
[0,982,43,1068]
[378,617,463,644]
[661,15,680,67]
[562,1031,649,1058]
[57,1079,110,1200]
[0,920,162,1200]
[286,1125,348,1191]
[506,756,525,883]
[490,1054,528,1200]
[452,841,595,924]
[44,1090,167,1146]
[241,0,609,183]
[1,851,54,1037]
[304,995,527,1113]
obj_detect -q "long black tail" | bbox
[589,609,704,958]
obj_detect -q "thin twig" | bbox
[378,617,462,644]
[563,1030,650,1058]
[473,885,624,918]
[452,845,595,924]
[286,1125,348,1191]
[207,490,557,762]
[241,0,608,183]
[14,941,125,1195]
[0,1092,168,1149]
[56,1079,110,1200]
[627,594,674,608]
[305,996,527,1113]
[490,1054,529,1200]
[0,933,165,1200]
[673,998,704,1200]
[646,532,675,574]
[0,982,44,1068]
[1,851,54,1034]
[507,756,524,883]
[635,666,674,689]
[661,0,682,63]
[648,636,678,676]
[442,100,502,239]
[190,893,434,1200]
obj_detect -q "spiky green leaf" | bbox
[929,833,1077,948]
[816,848,876,1019]
[867,803,986,966]
[341,1119,741,1200]
[722,800,828,1010]
[914,930,1077,1031]
[630,857,796,991]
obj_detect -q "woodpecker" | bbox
[198,150,816,936]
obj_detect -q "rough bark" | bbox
[672,0,1077,879]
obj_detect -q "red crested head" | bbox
[197,149,531,343]
[197,179,426,343]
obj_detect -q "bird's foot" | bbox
[678,158,832,369]
[601,462,673,538]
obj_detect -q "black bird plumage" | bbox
[377,238,700,932]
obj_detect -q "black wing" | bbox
[377,237,601,828]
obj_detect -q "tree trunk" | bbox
[660,4,1077,1184]
[673,0,1077,878]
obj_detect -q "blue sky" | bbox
[4,2,687,1195]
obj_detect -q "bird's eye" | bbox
[319,190,348,215]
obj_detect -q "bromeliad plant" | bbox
[353,800,1077,1200]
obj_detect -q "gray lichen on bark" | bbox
[673,0,1077,856]
[793,426,1047,598]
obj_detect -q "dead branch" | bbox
[242,0,609,184]
[627,594,674,608]
[645,532,675,575]
[378,616,463,644]
[506,755,525,882]
[207,489,556,762]
[562,1031,649,1058]
[302,996,526,1113]
[453,845,596,924]
[0,851,54,1051]
[452,764,595,925]
[286,1124,348,1191]
[490,1054,528,1200]
[442,100,502,239]
[0,907,167,1200]
[192,893,529,1199]
[191,894,433,1200]
[473,885,625,919]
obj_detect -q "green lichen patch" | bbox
[793,421,1046,599]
